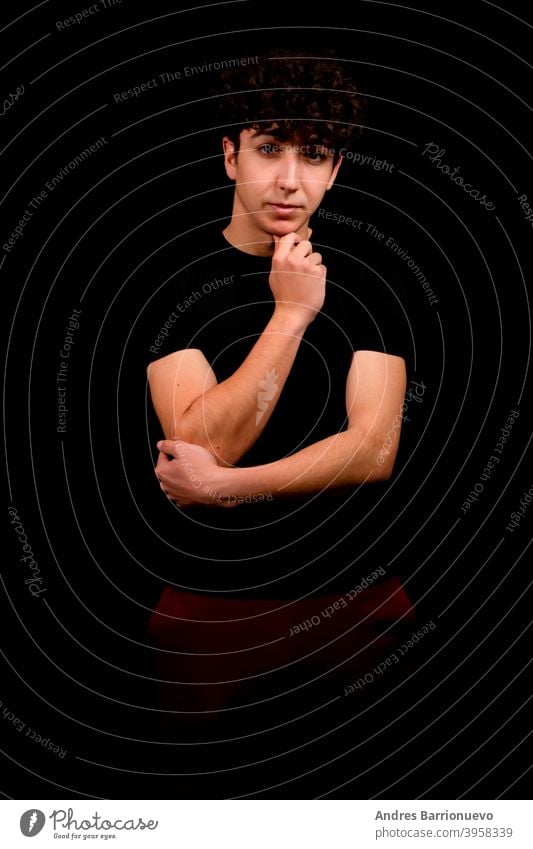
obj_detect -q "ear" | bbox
[223,136,237,181]
[326,155,344,190]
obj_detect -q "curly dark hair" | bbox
[216,50,365,158]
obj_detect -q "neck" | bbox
[222,221,274,257]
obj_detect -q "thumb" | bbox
[157,439,182,459]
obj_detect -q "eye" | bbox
[302,146,328,162]
[258,143,280,155]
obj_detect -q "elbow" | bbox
[345,426,397,483]
[373,459,394,482]
[344,428,397,484]
[169,424,238,468]
[170,400,241,467]
[372,446,398,481]
[368,430,399,482]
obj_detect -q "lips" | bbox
[267,203,301,212]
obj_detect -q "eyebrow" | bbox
[252,135,328,149]
[251,133,280,141]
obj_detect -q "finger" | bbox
[272,231,298,259]
[306,227,313,240]
[290,239,313,258]
[157,439,183,459]
[155,454,168,476]
[308,251,322,266]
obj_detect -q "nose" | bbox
[276,149,300,192]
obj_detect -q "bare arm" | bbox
[156,351,407,504]
[148,232,325,466]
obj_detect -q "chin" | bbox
[269,219,306,235]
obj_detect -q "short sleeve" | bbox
[326,250,415,376]
[142,263,209,368]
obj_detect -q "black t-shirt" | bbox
[131,224,414,597]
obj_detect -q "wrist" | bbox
[270,305,310,336]
[202,465,233,504]
[211,464,272,502]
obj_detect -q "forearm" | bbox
[212,425,391,500]
[175,308,308,466]
[155,351,406,509]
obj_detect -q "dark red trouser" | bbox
[147,576,415,723]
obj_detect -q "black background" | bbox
[2,0,532,799]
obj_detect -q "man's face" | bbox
[223,128,342,246]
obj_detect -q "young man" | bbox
[146,54,415,739]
